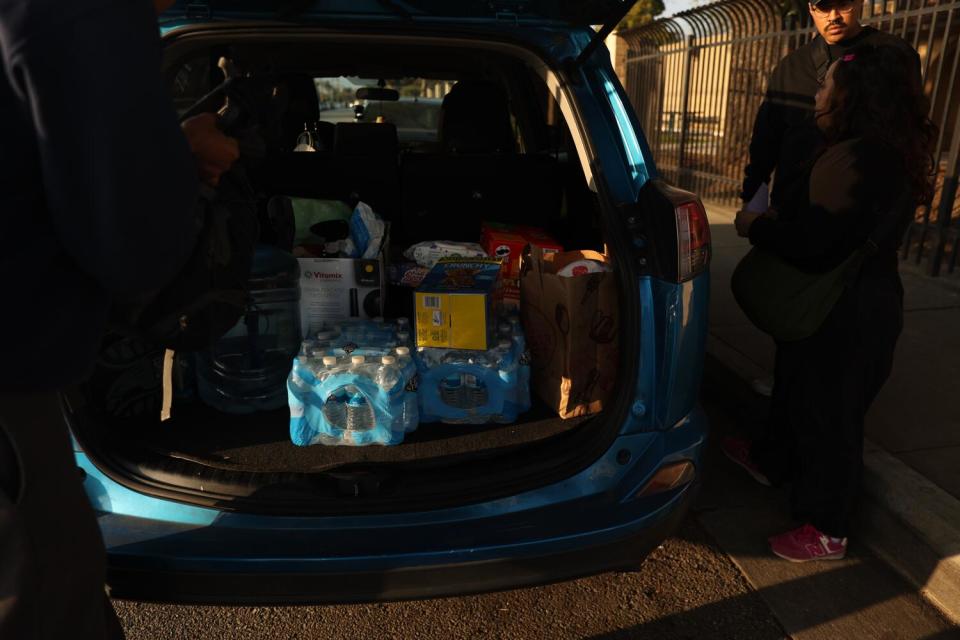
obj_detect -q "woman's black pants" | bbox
[753,275,904,538]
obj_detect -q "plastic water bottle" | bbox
[440,373,465,408]
[344,356,373,431]
[491,339,512,368]
[329,388,351,430]
[396,331,411,347]
[395,346,419,430]
[300,339,318,356]
[377,355,401,392]
[417,347,443,369]
[319,356,347,429]
[346,392,372,431]
[290,356,312,393]
[315,330,337,350]
[464,373,487,409]
[508,316,525,353]
[395,347,416,381]
[397,317,410,333]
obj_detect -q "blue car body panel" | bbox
[76,12,712,602]
[78,410,706,601]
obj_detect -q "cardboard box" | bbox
[520,247,618,419]
[481,222,563,281]
[414,258,501,350]
[298,252,385,335]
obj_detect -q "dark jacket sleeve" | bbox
[748,141,868,272]
[740,61,788,203]
[871,29,923,92]
[2,0,200,296]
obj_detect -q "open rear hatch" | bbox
[67,23,642,515]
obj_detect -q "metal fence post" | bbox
[931,135,960,275]
[677,35,696,190]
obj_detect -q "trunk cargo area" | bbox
[103,401,590,474]
[67,33,631,510]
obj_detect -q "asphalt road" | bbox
[113,517,785,640]
[112,396,789,640]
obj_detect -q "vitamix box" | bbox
[414,258,502,351]
[297,245,387,335]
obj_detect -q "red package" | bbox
[481,222,563,281]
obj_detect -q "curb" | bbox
[703,337,960,625]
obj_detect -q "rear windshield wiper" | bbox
[574,0,641,68]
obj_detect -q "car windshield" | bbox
[315,77,448,145]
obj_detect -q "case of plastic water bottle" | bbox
[288,318,419,446]
[415,315,531,424]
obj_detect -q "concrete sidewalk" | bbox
[703,200,960,623]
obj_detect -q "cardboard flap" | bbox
[540,249,612,275]
[519,243,542,283]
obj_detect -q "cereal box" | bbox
[414,258,502,350]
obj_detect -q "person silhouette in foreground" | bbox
[0,0,238,636]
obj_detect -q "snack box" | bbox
[414,257,502,351]
[480,222,563,281]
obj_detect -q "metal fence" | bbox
[618,0,960,276]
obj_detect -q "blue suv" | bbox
[66,0,711,603]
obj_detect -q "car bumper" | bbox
[87,406,707,604]
[105,481,697,604]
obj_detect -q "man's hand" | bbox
[180,113,240,187]
[735,209,763,238]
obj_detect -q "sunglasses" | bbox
[810,0,859,15]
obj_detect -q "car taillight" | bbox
[675,200,711,281]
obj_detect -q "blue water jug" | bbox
[197,246,302,414]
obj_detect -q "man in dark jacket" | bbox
[741,0,921,211]
[0,0,238,637]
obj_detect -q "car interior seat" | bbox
[400,79,561,242]
[333,121,401,219]
[438,79,517,154]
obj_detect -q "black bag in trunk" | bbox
[108,166,259,352]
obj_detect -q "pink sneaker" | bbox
[720,436,771,487]
[769,524,848,562]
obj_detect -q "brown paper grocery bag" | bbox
[520,246,619,419]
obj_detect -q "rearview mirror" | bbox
[356,87,400,102]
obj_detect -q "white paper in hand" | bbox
[745,182,769,213]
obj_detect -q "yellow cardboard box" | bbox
[414,258,501,350]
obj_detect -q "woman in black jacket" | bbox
[726,44,937,562]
